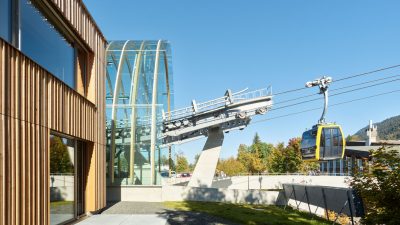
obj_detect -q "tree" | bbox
[237,144,266,173]
[300,161,320,173]
[250,133,273,164]
[189,154,201,172]
[346,134,361,141]
[217,157,246,176]
[350,146,400,225]
[237,144,250,169]
[160,155,169,166]
[267,139,303,173]
[267,143,286,173]
[175,153,189,173]
[253,132,261,146]
[160,154,176,171]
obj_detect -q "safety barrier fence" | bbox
[282,184,364,225]
[231,172,350,177]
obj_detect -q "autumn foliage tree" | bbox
[175,153,190,173]
[267,138,304,173]
[217,133,319,176]
[350,146,400,225]
[237,144,266,173]
[217,157,246,176]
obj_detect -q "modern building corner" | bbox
[0,0,107,224]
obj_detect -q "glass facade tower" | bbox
[106,40,173,186]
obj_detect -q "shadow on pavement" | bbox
[158,210,239,225]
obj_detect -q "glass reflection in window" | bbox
[21,0,75,89]
[50,135,75,225]
[0,0,11,42]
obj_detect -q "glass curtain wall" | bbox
[106,40,174,186]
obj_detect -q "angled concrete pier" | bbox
[188,128,224,187]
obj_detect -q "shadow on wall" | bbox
[50,187,70,202]
[182,185,287,205]
[210,178,233,188]
[186,185,226,202]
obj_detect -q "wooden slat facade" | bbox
[0,0,107,224]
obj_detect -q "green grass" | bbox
[163,201,333,225]
[50,201,74,207]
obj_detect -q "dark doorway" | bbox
[76,141,86,217]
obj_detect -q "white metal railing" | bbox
[164,87,272,121]
[232,87,271,102]
[106,87,273,128]
[217,172,350,177]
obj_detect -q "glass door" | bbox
[49,135,76,225]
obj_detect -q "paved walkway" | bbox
[75,214,167,225]
[75,202,238,225]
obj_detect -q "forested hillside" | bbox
[353,115,400,140]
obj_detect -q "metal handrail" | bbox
[165,87,272,120]
[216,172,350,177]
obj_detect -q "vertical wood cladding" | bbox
[0,0,107,224]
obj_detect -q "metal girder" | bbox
[150,40,162,185]
[108,48,131,120]
[128,41,145,184]
[109,40,130,184]
[161,88,273,147]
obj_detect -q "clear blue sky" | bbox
[84,0,400,163]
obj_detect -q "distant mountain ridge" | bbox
[354,115,400,140]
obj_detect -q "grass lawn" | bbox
[163,201,333,225]
[50,201,74,207]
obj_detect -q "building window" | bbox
[20,0,75,89]
[50,135,75,225]
[0,0,11,42]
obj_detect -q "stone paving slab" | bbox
[75,214,167,225]
[102,202,166,214]
[75,202,238,225]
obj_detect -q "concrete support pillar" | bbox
[188,128,224,187]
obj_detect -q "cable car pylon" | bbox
[301,76,346,161]
[162,87,273,187]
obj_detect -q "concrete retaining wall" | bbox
[212,175,349,189]
[106,175,349,206]
[107,185,285,205]
[162,186,285,205]
[107,186,163,202]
